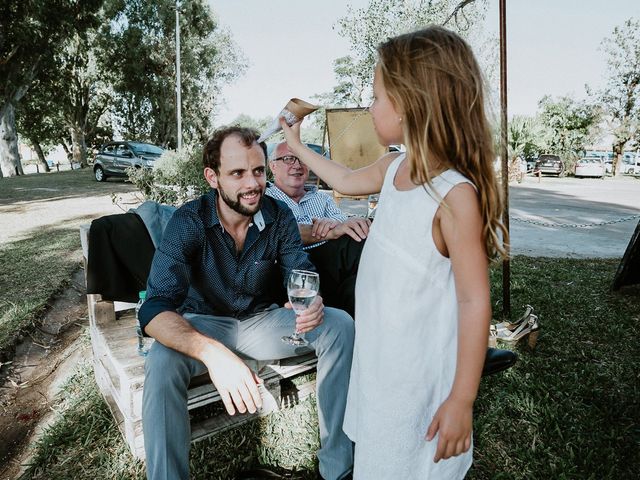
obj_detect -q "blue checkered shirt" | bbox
[138,190,314,331]
[266,184,346,249]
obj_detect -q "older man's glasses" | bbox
[273,155,302,165]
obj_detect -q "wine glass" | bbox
[282,269,319,346]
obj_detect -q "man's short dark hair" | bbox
[202,126,267,173]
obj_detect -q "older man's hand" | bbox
[324,217,371,242]
[311,217,371,242]
[311,218,339,238]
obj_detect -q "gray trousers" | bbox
[142,306,354,480]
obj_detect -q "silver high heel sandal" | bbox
[492,305,534,333]
[495,314,540,349]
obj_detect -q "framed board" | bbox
[325,107,387,200]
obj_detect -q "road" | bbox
[337,175,640,258]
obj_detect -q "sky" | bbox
[210,0,640,126]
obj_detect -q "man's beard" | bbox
[217,183,264,217]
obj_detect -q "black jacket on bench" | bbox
[87,213,155,302]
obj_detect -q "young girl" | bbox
[281,26,507,479]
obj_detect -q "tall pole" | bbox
[499,0,511,317]
[176,0,182,150]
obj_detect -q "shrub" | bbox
[127,146,209,206]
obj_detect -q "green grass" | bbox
[0,228,81,354]
[0,169,135,357]
[16,257,640,479]
[471,257,640,479]
[19,357,321,480]
[0,168,136,203]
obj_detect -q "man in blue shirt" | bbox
[266,142,370,317]
[139,127,354,480]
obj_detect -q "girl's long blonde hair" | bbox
[378,25,508,260]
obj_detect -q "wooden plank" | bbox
[190,376,318,445]
[87,294,116,328]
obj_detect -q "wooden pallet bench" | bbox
[80,225,318,459]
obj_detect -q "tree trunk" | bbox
[59,137,72,162]
[70,126,88,168]
[31,139,50,172]
[612,142,624,177]
[0,103,24,177]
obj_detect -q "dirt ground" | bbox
[0,171,140,479]
[0,271,90,479]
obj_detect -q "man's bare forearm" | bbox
[145,311,263,415]
[145,311,224,361]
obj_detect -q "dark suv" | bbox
[534,154,564,176]
[93,141,164,182]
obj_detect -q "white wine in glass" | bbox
[282,269,319,346]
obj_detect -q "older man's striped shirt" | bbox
[266,184,347,249]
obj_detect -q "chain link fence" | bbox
[510,214,640,228]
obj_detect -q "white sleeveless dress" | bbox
[343,155,474,479]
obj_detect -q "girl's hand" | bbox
[425,396,473,462]
[279,117,304,151]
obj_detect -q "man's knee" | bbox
[322,307,355,342]
[144,342,193,392]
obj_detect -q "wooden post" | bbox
[499,0,511,318]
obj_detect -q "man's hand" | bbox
[425,396,473,462]
[201,342,264,416]
[311,218,339,238]
[313,217,370,242]
[285,295,325,333]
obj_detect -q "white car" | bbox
[574,157,605,178]
[621,157,640,175]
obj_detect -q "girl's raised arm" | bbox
[280,118,398,196]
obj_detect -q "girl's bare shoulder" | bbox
[375,150,403,173]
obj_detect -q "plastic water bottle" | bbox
[135,291,151,356]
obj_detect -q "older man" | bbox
[139,127,354,480]
[266,142,370,318]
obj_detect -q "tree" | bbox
[101,0,246,148]
[321,0,489,107]
[508,115,542,161]
[0,0,103,178]
[49,28,112,168]
[228,114,274,133]
[230,113,323,145]
[594,18,640,176]
[15,76,67,172]
[537,95,602,170]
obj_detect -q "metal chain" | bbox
[510,214,640,228]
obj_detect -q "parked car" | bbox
[574,157,605,178]
[525,157,537,173]
[621,155,640,175]
[93,141,164,182]
[603,156,640,175]
[604,159,613,175]
[534,154,564,176]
